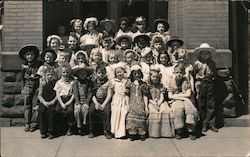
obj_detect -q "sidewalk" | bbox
[1,127,250,157]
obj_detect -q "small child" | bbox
[151,18,171,44]
[72,65,94,136]
[100,34,115,63]
[167,36,184,64]
[37,48,59,80]
[89,65,112,139]
[115,17,133,40]
[54,63,75,136]
[100,18,115,37]
[124,49,138,77]
[140,48,155,82]
[147,67,174,138]
[70,50,89,67]
[19,45,41,132]
[151,36,166,63]
[38,68,57,139]
[70,19,85,39]
[133,34,150,60]
[68,33,81,66]
[102,62,129,138]
[105,50,119,81]
[168,63,198,140]
[156,51,174,88]
[89,48,107,71]
[133,16,151,39]
[115,35,133,60]
[80,17,102,46]
[125,64,149,141]
[193,43,218,133]
[47,35,62,56]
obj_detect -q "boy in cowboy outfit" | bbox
[193,43,218,133]
[19,45,41,132]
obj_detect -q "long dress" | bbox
[126,80,148,135]
[110,78,128,138]
[148,84,175,138]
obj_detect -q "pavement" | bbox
[1,126,250,157]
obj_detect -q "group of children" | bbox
[19,16,218,141]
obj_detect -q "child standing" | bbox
[125,64,149,141]
[151,36,166,63]
[100,34,115,63]
[72,65,94,136]
[54,63,75,136]
[147,67,174,138]
[151,18,171,44]
[70,19,85,39]
[115,17,133,40]
[166,36,184,64]
[105,50,119,81]
[168,63,198,140]
[38,68,57,139]
[70,50,89,67]
[47,35,63,61]
[19,45,41,132]
[89,65,112,139]
[100,19,115,37]
[37,48,59,80]
[124,49,138,77]
[133,34,150,60]
[89,48,107,78]
[140,48,155,82]
[133,16,151,39]
[115,35,133,61]
[193,43,218,132]
[102,62,129,138]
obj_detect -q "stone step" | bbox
[224,115,250,127]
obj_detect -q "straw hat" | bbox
[84,17,98,30]
[80,37,98,51]
[153,18,169,31]
[115,35,132,46]
[134,34,150,45]
[194,43,216,57]
[18,45,40,60]
[167,36,184,48]
[72,64,93,77]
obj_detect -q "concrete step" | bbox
[224,114,250,127]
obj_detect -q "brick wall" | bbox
[168,0,229,49]
[2,0,43,52]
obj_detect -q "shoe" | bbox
[130,135,136,141]
[48,133,54,139]
[66,128,73,136]
[202,126,208,133]
[78,128,83,136]
[189,133,196,140]
[29,127,36,132]
[104,131,112,139]
[88,132,94,138]
[139,135,146,141]
[210,126,218,132]
[175,134,182,140]
[41,134,48,139]
[24,126,30,132]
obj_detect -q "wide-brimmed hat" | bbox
[18,45,40,60]
[84,17,98,30]
[72,65,93,77]
[80,38,98,51]
[115,35,132,46]
[41,48,57,61]
[134,34,150,45]
[167,36,184,48]
[153,18,169,31]
[194,43,216,57]
[100,19,115,28]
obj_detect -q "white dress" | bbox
[110,78,128,138]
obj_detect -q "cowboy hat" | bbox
[84,17,98,30]
[18,45,40,60]
[72,65,93,77]
[115,35,132,46]
[167,36,184,48]
[40,48,57,62]
[194,43,216,57]
[153,18,169,31]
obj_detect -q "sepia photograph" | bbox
[0,0,250,157]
